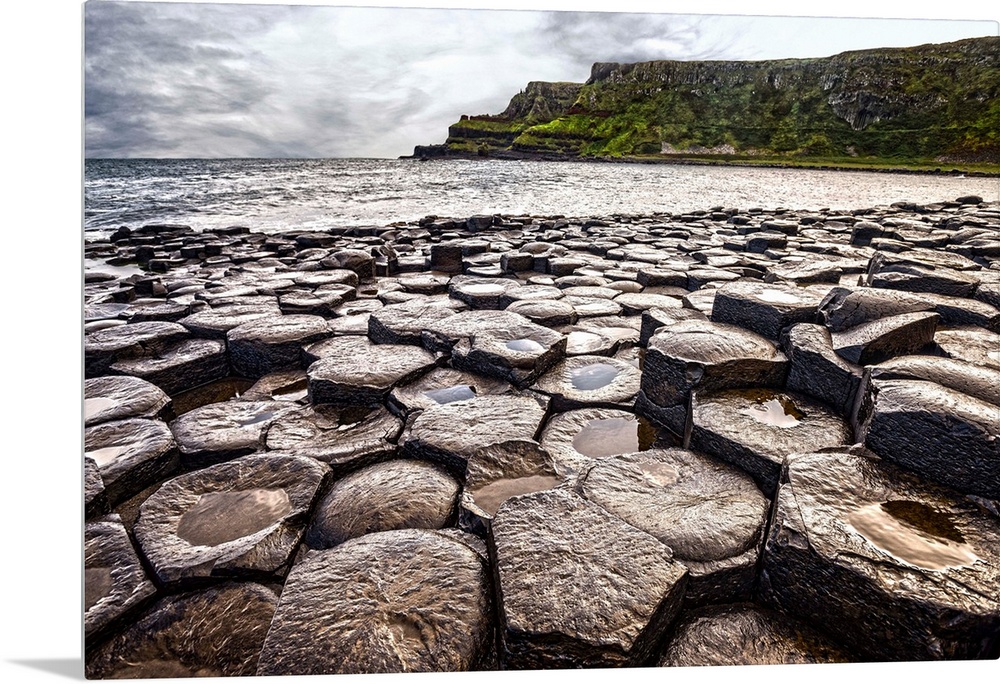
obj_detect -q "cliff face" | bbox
[415,37,1000,163]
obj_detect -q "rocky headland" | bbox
[83,195,1000,675]
[413,37,1000,171]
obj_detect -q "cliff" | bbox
[413,37,1000,165]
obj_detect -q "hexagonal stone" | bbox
[781,322,863,416]
[227,314,331,378]
[540,407,666,477]
[638,319,787,435]
[169,400,294,468]
[580,448,770,605]
[831,311,939,365]
[710,280,827,340]
[367,298,465,345]
[84,418,177,506]
[306,336,437,406]
[761,450,1000,661]
[85,321,190,376]
[304,459,460,549]
[489,488,688,669]
[86,582,279,678]
[402,394,548,475]
[657,603,852,666]
[859,379,1000,499]
[134,453,328,584]
[84,515,156,640]
[84,375,169,426]
[935,327,1000,369]
[256,529,492,675]
[689,388,852,496]
[533,355,641,411]
[388,366,513,417]
[264,404,403,472]
[109,338,228,395]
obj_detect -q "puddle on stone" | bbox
[736,389,805,428]
[506,338,546,353]
[85,566,114,612]
[84,397,119,421]
[755,288,801,305]
[637,461,680,486]
[176,488,292,547]
[170,377,255,416]
[572,416,657,458]
[423,384,477,404]
[239,410,276,427]
[847,500,978,571]
[570,363,620,391]
[468,474,562,516]
[86,445,131,468]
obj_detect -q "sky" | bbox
[83,0,1000,159]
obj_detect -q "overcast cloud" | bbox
[84,1,997,158]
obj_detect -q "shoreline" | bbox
[404,150,1000,177]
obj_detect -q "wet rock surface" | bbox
[134,453,327,584]
[86,583,279,678]
[761,450,1000,661]
[657,603,852,666]
[85,515,156,640]
[305,459,460,548]
[489,488,688,668]
[84,199,1000,673]
[256,529,492,674]
[580,448,769,605]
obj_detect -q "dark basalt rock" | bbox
[177,301,281,339]
[85,321,190,376]
[304,459,460,549]
[84,375,170,426]
[657,603,853,666]
[109,338,228,395]
[169,400,293,467]
[227,314,331,378]
[402,394,548,476]
[639,306,707,346]
[861,355,1000,408]
[241,369,309,402]
[420,309,558,354]
[532,354,640,411]
[710,280,826,340]
[388,366,513,417]
[859,379,1000,499]
[488,488,688,669]
[638,319,788,435]
[367,299,465,345]
[459,439,561,536]
[449,277,518,309]
[816,285,995,332]
[85,457,108,518]
[306,336,437,406]
[134,453,327,584]
[830,311,939,365]
[505,298,578,327]
[84,418,178,506]
[760,450,1000,661]
[781,322,863,416]
[256,529,492,675]
[86,582,279,678]
[540,407,663,477]
[265,404,401,471]
[689,388,852,496]
[580,448,770,605]
[84,515,156,640]
[935,327,1000,369]
[450,323,567,389]
[865,252,981,297]
[613,291,684,316]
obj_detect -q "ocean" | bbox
[84,158,1000,237]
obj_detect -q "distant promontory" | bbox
[411,37,1000,171]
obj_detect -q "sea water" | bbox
[84,158,999,237]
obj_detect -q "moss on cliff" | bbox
[422,37,1000,169]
